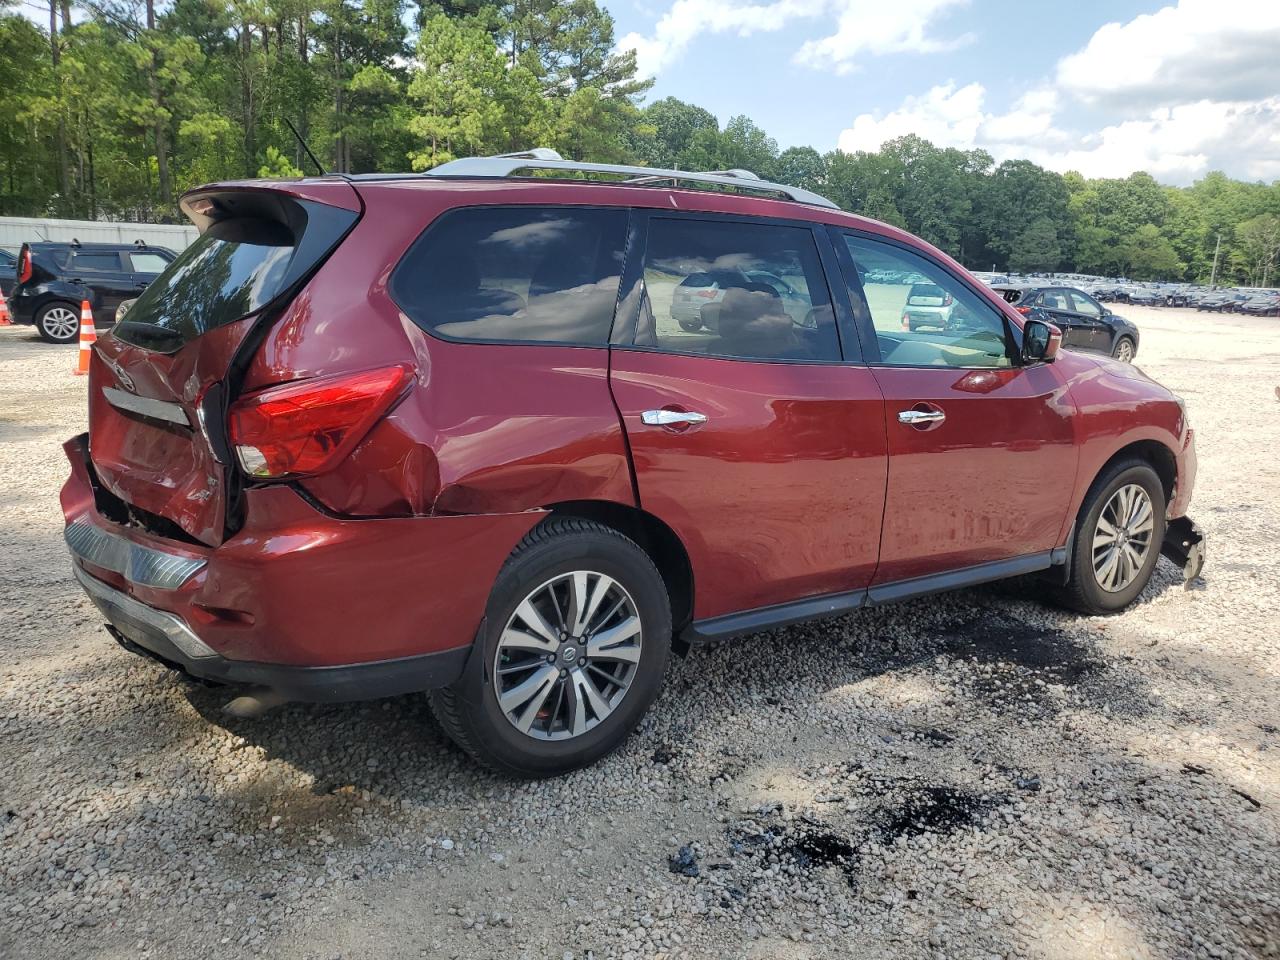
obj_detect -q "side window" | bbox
[70,252,123,273]
[1038,290,1071,311]
[390,207,628,344]
[841,235,1012,369]
[1068,291,1101,318]
[637,217,840,362]
[129,252,171,274]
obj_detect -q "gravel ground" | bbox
[1,306,1278,960]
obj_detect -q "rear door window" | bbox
[1037,290,1071,311]
[70,252,125,273]
[636,217,840,362]
[390,207,628,345]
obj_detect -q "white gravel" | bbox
[1,307,1278,960]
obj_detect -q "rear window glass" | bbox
[70,252,122,272]
[114,218,295,350]
[390,207,628,345]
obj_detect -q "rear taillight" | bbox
[943,294,953,306]
[1016,305,1032,315]
[695,289,717,299]
[18,249,31,284]
[228,365,411,479]
[901,313,911,330]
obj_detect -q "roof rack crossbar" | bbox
[424,151,838,209]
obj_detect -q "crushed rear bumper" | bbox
[73,564,471,701]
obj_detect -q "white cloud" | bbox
[1057,0,1280,108]
[836,81,1280,184]
[834,0,1280,184]
[837,81,985,153]
[793,0,973,74]
[617,0,969,79]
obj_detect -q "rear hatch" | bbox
[87,182,361,546]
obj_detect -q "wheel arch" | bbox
[1091,439,1176,505]
[1048,438,1177,587]
[544,500,694,641]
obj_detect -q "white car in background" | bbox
[900,281,955,331]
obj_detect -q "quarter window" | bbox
[636,218,840,362]
[841,235,1012,369]
[129,252,171,274]
[391,207,628,345]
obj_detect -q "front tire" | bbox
[1112,336,1136,363]
[429,517,672,777]
[1059,459,1166,615]
[36,301,82,344]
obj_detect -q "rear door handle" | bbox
[642,409,708,428]
[898,409,946,425]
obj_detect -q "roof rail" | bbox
[425,149,839,209]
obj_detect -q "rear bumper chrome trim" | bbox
[73,563,218,661]
[65,518,206,589]
[102,386,191,427]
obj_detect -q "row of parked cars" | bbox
[1,240,177,342]
[995,273,1280,316]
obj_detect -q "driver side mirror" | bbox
[1021,318,1061,364]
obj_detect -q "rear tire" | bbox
[36,301,82,344]
[677,318,702,332]
[1112,336,1135,362]
[429,517,672,778]
[1058,459,1166,615]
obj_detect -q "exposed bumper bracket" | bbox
[1161,516,1205,582]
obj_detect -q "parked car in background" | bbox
[62,151,1202,777]
[0,249,17,297]
[995,283,1141,362]
[969,271,1010,286]
[9,240,176,343]
[1239,293,1280,317]
[900,281,955,330]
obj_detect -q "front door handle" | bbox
[898,409,946,426]
[642,409,708,428]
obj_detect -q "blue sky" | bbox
[612,0,1280,184]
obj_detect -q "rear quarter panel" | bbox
[242,182,636,520]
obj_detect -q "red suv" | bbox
[61,151,1204,777]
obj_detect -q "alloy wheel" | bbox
[492,571,642,741]
[1114,339,1134,363]
[41,306,80,341]
[1092,483,1154,592]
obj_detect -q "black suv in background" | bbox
[10,240,177,343]
[0,249,17,297]
[994,283,1141,363]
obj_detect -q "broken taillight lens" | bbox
[228,365,412,479]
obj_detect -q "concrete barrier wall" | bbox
[0,217,197,254]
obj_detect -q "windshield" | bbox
[114,217,296,351]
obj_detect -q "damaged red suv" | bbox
[62,150,1204,777]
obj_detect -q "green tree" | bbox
[1008,217,1061,273]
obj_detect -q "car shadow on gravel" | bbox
[173,586,1150,809]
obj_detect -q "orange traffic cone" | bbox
[0,287,10,325]
[73,300,96,376]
